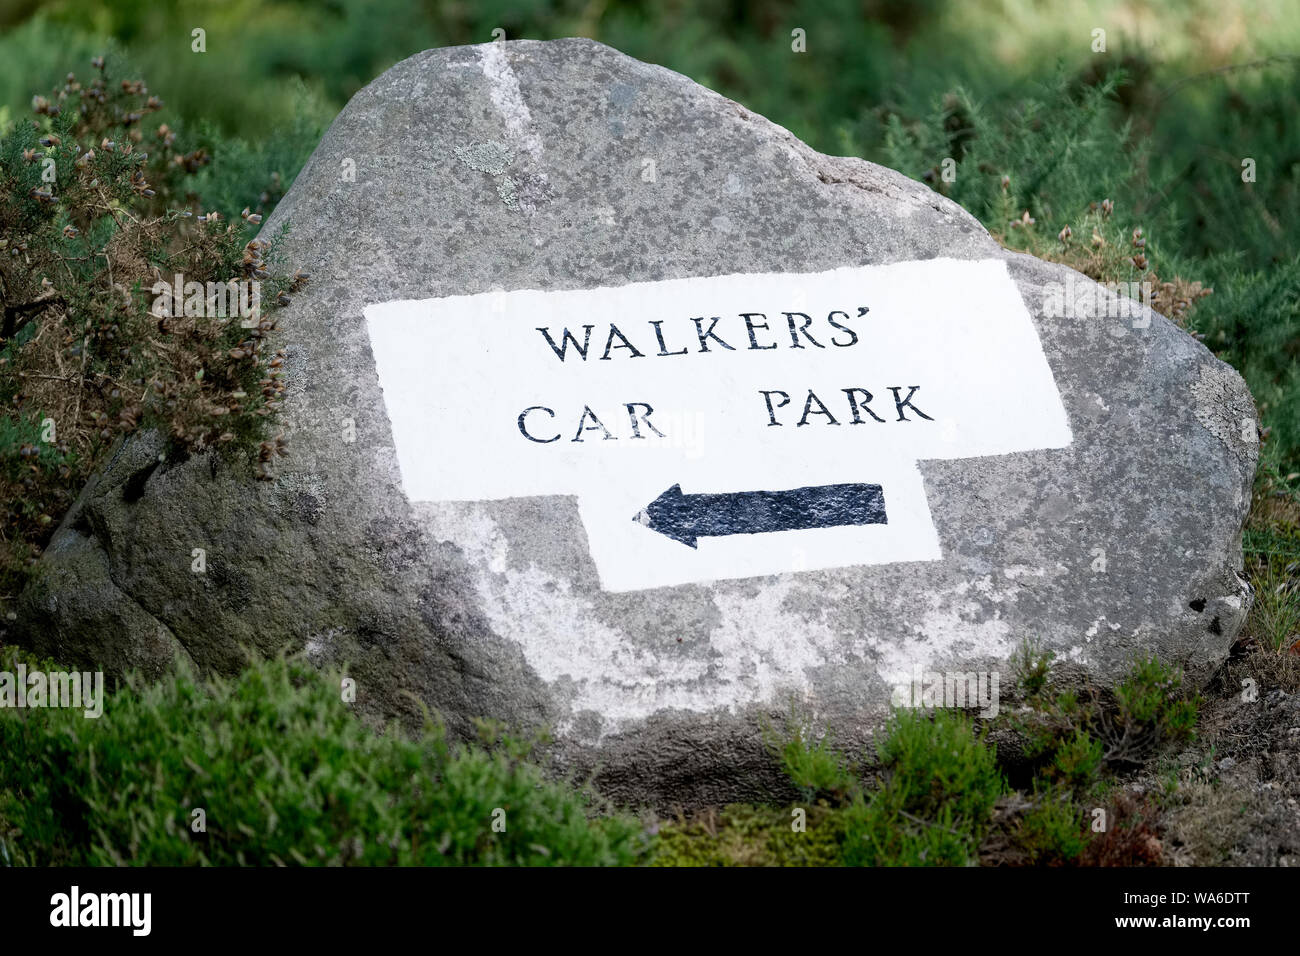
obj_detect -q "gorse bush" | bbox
[0,55,303,605]
[0,649,643,866]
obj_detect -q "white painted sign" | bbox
[364,258,1072,591]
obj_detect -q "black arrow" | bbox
[634,482,886,548]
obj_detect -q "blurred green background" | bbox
[1,0,1298,470]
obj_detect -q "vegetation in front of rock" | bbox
[657,708,1004,867]
[841,708,1005,866]
[988,645,1200,866]
[654,650,1202,867]
[1012,644,1199,774]
[0,643,1258,868]
[0,648,643,866]
[654,709,1001,867]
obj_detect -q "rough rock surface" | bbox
[15,39,1257,805]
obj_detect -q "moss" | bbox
[652,803,846,867]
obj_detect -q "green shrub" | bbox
[1051,729,1104,794]
[1103,654,1199,765]
[882,62,1300,475]
[1017,785,1089,865]
[657,657,1197,866]
[1010,651,1199,776]
[655,708,1008,866]
[0,651,643,866]
[1012,640,1055,701]
[841,708,1004,866]
[772,719,856,801]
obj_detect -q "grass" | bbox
[1241,464,1300,653]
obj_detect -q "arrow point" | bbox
[634,484,698,548]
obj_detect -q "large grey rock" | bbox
[16,39,1256,806]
